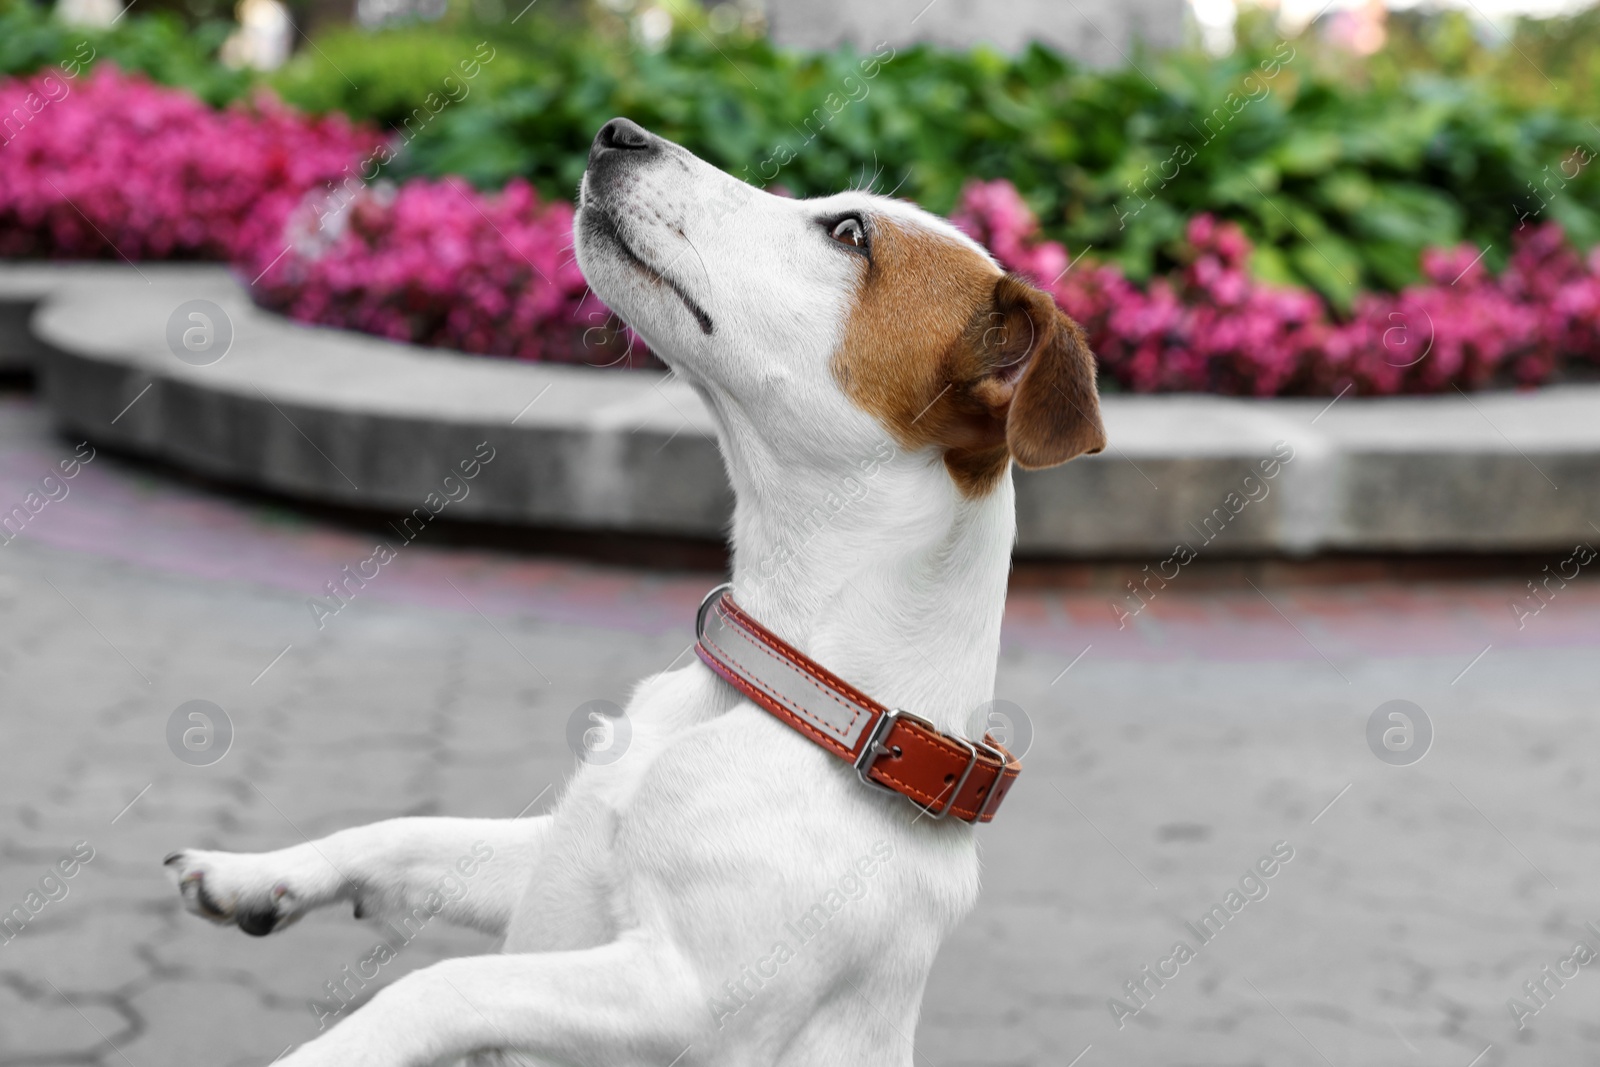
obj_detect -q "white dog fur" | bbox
[165,118,1105,1066]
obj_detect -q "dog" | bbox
[164,117,1106,1066]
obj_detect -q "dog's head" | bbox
[574,118,1106,497]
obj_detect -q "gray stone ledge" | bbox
[1,264,169,371]
[15,262,1600,556]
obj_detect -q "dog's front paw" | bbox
[163,848,319,936]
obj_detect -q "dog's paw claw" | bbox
[164,848,304,935]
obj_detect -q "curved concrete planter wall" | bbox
[9,262,1600,555]
[0,263,155,372]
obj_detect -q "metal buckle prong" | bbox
[855,708,940,797]
[853,708,903,794]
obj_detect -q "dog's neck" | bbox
[722,440,1015,741]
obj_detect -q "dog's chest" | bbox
[499,662,985,979]
[498,667,737,952]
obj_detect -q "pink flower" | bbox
[0,66,380,263]
[0,66,635,365]
[5,72,1597,391]
[953,181,1600,396]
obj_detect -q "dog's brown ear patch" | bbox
[987,273,1108,470]
[933,272,1107,493]
[833,219,1106,497]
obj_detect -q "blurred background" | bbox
[2,0,1600,1063]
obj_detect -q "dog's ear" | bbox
[963,272,1107,470]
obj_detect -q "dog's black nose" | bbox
[596,117,652,152]
[587,118,658,192]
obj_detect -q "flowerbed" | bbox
[956,181,1600,395]
[0,66,374,261]
[244,179,606,365]
[6,1,1600,308]
[0,65,607,364]
[3,66,1599,393]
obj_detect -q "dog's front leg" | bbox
[275,940,699,1067]
[165,816,549,937]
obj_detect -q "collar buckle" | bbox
[856,708,979,821]
[853,707,914,791]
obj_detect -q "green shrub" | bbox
[262,5,1600,307]
[5,0,1599,306]
[0,0,251,105]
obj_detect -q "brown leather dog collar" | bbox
[694,584,1021,824]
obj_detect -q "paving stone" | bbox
[0,974,137,1062]
[122,976,321,1067]
[0,904,157,995]
[3,389,1600,1065]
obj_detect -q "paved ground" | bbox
[2,388,1600,1067]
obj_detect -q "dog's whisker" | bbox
[886,165,915,200]
[676,229,716,301]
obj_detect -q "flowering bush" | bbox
[4,67,1599,393]
[953,179,1600,396]
[0,66,376,261]
[6,1,1600,305]
[0,65,614,364]
[245,178,610,364]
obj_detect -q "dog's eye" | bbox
[829,217,866,249]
